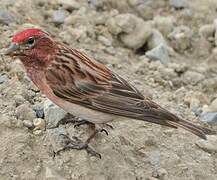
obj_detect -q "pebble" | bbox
[182,71,205,85]
[153,16,175,36]
[44,99,67,128]
[33,130,43,136]
[33,103,44,119]
[16,104,36,121]
[152,168,168,180]
[22,120,34,129]
[57,0,80,11]
[33,118,46,130]
[200,112,217,124]
[146,44,170,64]
[0,74,8,84]
[199,24,215,39]
[169,0,189,9]
[209,98,217,112]
[147,29,167,50]
[135,2,154,20]
[97,35,112,47]
[168,26,192,53]
[0,9,16,25]
[52,10,66,25]
[196,135,217,153]
[14,95,26,107]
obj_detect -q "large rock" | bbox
[107,13,152,49]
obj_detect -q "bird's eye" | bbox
[27,37,35,45]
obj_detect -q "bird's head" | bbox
[4,28,57,69]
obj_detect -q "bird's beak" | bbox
[4,43,19,56]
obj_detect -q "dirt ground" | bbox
[1,0,217,180]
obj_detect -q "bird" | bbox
[4,28,215,157]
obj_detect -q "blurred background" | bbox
[0,0,217,180]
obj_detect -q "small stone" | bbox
[146,44,170,64]
[152,168,168,180]
[0,9,16,25]
[33,103,44,119]
[153,16,175,36]
[70,26,87,41]
[14,95,26,107]
[33,118,46,130]
[33,129,43,136]
[64,14,82,25]
[169,0,188,9]
[52,10,66,25]
[184,91,209,106]
[23,120,34,129]
[199,24,215,39]
[182,71,205,85]
[16,104,36,121]
[202,104,211,113]
[136,3,154,20]
[189,98,201,115]
[97,36,112,46]
[200,112,217,124]
[0,74,9,84]
[44,99,67,128]
[209,98,217,112]
[107,14,136,35]
[147,29,167,49]
[57,0,80,11]
[168,26,192,53]
[196,135,217,153]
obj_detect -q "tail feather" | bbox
[166,119,216,140]
[139,110,216,140]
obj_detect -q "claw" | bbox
[100,129,109,136]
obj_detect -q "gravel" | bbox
[1,0,217,180]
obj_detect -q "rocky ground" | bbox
[1,0,217,180]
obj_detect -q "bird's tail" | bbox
[138,108,216,140]
[166,118,216,140]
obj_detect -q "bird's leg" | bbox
[54,124,110,158]
[55,134,102,158]
[74,119,94,128]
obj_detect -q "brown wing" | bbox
[45,47,178,125]
[45,47,215,139]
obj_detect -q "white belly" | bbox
[60,100,117,124]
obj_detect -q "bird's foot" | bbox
[55,134,101,158]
